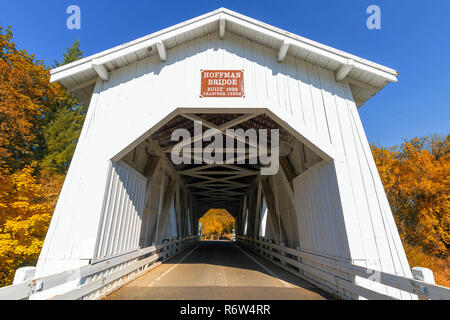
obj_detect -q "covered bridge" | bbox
[1,8,448,300]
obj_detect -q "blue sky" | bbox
[0,0,449,147]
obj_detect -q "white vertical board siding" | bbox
[293,162,350,261]
[165,199,178,240]
[94,161,146,261]
[35,80,106,277]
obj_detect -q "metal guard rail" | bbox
[236,236,450,300]
[0,235,199,300]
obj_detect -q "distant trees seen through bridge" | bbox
[199,209,235,241]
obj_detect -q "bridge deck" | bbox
[106,241,332,300]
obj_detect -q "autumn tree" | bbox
[0,166,52,286]
[0,26,66,170]
[0,27,83,286]
[200,209,235,240]
[372,135,449,257]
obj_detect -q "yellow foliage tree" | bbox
[0,25,69,287]
[372,135,449,257]
[0,166,52,286]
[200,209,235,240]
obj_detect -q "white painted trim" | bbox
[68,78,97,93]
[345,77,380,92]
[156,41,167,62]
[219,13,226,39]
[336,59,355,82]
[277,40,290,62]
[50,8,397,87]
[92,60,109,81]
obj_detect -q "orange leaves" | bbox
[0,26,66,169]
[371,135,450,257]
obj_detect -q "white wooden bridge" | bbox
[1,8,448,300]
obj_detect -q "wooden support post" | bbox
[156,179,177,243]
[174,182,182,239]
[270,175,284,245]
[143,156,160,178]
[279,164,296,210]
[153,168,166,245]
[253,181,263,238]
[141,158,161,247]
[261,178,283,244]
[280,157,296,182]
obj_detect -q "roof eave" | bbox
[50,7,398,106]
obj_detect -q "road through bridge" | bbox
[107,241,331,300]
[1,8,449,300]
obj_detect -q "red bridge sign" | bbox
[200,70,244,98]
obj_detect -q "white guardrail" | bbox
[0,235,199,300]
[236,236,450,300]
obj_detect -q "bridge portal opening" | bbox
[93,110,329,261]
[199,209,235,241]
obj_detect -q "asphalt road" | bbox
[107,241,332,300]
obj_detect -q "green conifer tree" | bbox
[53,39,83,67]
[41,40,86,174]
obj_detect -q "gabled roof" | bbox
[50,7,398,107]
